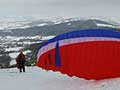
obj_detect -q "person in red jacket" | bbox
[16,50,25,72]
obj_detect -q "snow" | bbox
[5,47,23,52]
[0,36,43,46]
[3,36,42,41]
[67,23,72,25]
[41,36,55,40]
[0,66,120,90]
[0,20,29,30]
[9,52,19,59]
[17,25,31,29]
[37,23,48,26]
[10,60,16,66]
[17,41,42,45]
[54,21,62,24]
[96,23,114,28]
[0,27,4,30]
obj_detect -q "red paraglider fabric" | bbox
[36,29,120,80]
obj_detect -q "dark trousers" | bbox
[19,66,25,72]
[18,64,25,72]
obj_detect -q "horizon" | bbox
[0,16,120,24]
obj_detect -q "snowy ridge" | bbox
[0,17,120,30]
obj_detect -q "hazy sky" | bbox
[0,0,120,19]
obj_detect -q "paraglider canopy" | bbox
[36,29,120,80]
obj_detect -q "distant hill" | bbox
[0,19,118,36]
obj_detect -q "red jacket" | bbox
[16,52,25,65]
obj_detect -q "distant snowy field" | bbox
[0,35,55,65]
[0,66,120,90]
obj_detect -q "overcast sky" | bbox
[0,0,120,19]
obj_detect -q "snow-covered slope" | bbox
[0,66,120,90]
